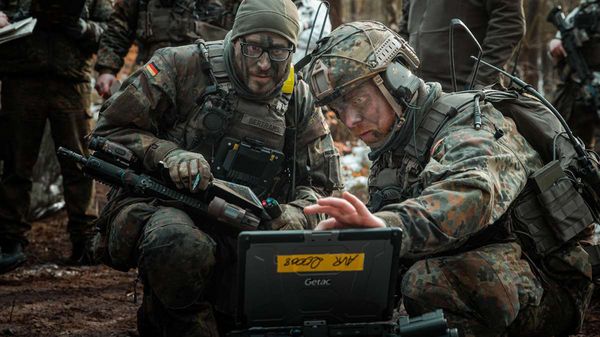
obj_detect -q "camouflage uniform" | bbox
[92,1,342,333]
[370,87,593,336]
[307,21,594,337]
[95,0,231,77]
[0,0,112,253]
[551,0,600,152]
[399,0,525,91]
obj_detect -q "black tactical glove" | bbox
[62,18,88,40]
[162,149,213,192]
[264,204,308,230]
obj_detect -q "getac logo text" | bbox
[304,278,332,287]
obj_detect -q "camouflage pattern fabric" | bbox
[92,41,341,335]
[95,0,230,75]
[402,242,578,337]
[0,0,111,247]
[370,86,594,336]
[307,21,419,105]
[0,0,113,81]
[373,90,544,258]
[0,78,98,246]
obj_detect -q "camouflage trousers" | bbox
[401,242,593,337]
[553,81,600,152]
[0,76,97,246]
[105,202,231,337]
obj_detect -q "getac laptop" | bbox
[235,228,402,329]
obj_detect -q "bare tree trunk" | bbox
[329,0,343,29]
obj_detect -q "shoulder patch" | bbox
[145,62,160,77]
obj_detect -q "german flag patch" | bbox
[145,62,160,77]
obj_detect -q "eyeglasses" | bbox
[239,40,295,62]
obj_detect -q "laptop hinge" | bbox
[303,320,327,337]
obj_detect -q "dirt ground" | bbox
[1,189,600,337]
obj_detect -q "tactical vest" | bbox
[135,0,224,62]
[187,40,294,199]
[368,89,600,276]
[368,93,459,211]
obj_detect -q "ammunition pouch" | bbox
[512,160,597,282]
[213,137,285,198]
[537,177,594,243]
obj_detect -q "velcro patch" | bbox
[241,115,285,136]
[145,62,160,77]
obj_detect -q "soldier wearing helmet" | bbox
[305,21,594,337]
[92,0,342,335]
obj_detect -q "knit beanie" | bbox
[230,0,300,46]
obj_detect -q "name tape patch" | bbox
[276,253,365,273]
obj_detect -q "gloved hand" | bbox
[264,204,308,230]
[62,18,88,40]
[162,149,213,192]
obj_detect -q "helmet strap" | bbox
[373,74,404,118]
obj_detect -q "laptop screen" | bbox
[236,228,402,328]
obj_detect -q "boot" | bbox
[0,241,27,274]
[68,239,98,266]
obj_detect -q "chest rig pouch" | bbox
[194,40,293,199]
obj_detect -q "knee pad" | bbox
[108,202,156,271]
[139,207,217,309]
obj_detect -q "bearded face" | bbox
[233,32,294,96]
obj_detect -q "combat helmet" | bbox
[307,21,421,114]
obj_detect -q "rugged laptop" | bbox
[236,228,402,329]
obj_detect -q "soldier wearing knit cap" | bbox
[91,0,342,336]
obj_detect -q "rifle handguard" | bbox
[208,197,261,231]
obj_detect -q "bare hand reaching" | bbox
[304,191,386,230]
[95,73,117,99]
[0,11,10,28]
[549,38,567,61]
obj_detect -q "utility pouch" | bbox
[513,160,595,257]
[533,161,594,243]
[213,137,285,194]
[513,188,561,256]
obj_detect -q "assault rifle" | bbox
[227,309,458,337]
[547,6,600,119]
[57,137,274,233]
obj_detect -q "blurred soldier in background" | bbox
[95,0,234,98]
[399,0,525,91]
[0,0,112,274]
[549,0,600,152]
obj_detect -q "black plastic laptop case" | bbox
[236,228,402,328]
